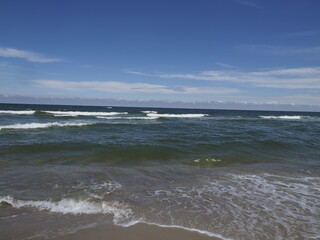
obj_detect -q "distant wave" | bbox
[260,115,303,120]
[0,122,94,130]
[97,116,159,120]
[0,195,132,224]
[141,111,158,114]
[146,113,208,118]
[44,111,128,117]
[0,110,35,115]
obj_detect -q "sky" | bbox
[0,0,320,109]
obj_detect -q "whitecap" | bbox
[146,113,208,118]
[97,116,159,120]
[0,110,35,115]
[44,111,128,117]
[0,122,94,130]
[141,111,158,114]
[260,115,303,120]
[0,195,132,224]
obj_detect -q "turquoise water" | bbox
[0,103,319,240]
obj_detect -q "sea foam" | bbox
[260,115,303,120]
[44,111,128,117]
[121,221,234,240]
[146,113,208,118]
[0,122,94,130]
[0,110,36,115]
[97,116,159,120]
[144,172,320,240]
[0,196,132,224]
[141,111,158,114]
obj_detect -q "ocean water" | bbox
[0,103,319,240]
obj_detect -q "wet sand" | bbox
[52,223,221,240]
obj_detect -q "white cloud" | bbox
[32,80,239,95]
[215,62,236,69]
[133,67,320,89]
[126,71,152,76]
[0,48,61,63]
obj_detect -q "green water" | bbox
[0,103,319,240]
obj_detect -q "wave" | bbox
[0,195,132,224]
[0,196,230,239]
[260,115,303,120]
[44,111,128,117]
[146,113,208,118]
[0,110,35,115]
[0,122,94,130]
[187,158,224,167]
[141,111,158,114]
[142,172,320,240]
[97,116,159,120]
[123,221,233,240]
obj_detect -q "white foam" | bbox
[72,180,122,200]
[193,158,222,163]
[121,221,233,240]
[146,113,208,118]
[0,110,35,115]
[142,172,320,240]
[0,122,94,130]
[141,111,158,114]
[0,196,132,224]
[44,111,128,117]
[97,116,159,120]
[260,115,303,120]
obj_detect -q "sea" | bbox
[0,103,319,240]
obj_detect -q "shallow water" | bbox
[0,103,319,240]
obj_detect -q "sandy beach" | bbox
[52,223,220,240]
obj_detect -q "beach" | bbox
[52,223,220,240]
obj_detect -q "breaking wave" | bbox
[0,122,95,130]
[44,111,128,117]
[0,110,36,115]
[97,116,159,120]
[146,113,208,118]
[0,196,132,224]
[260,115,303,120]
[141,111,158,114]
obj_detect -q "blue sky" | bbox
[1,0,320,108]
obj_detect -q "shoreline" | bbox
[52,222,224,240]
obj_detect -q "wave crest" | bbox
[146,113,208,118]
[0,122,94,130]
[260,115,303,120]
[0,110,35,115]
[44,111,128,117]
[0,195,132,224]
[97,116,159,120]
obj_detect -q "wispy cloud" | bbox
[238,44,320,56]
[128,67,320,89]
[215,62,236,69]
[32,80,239,95]
[0,47,61,63]
[126,71,152,76]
